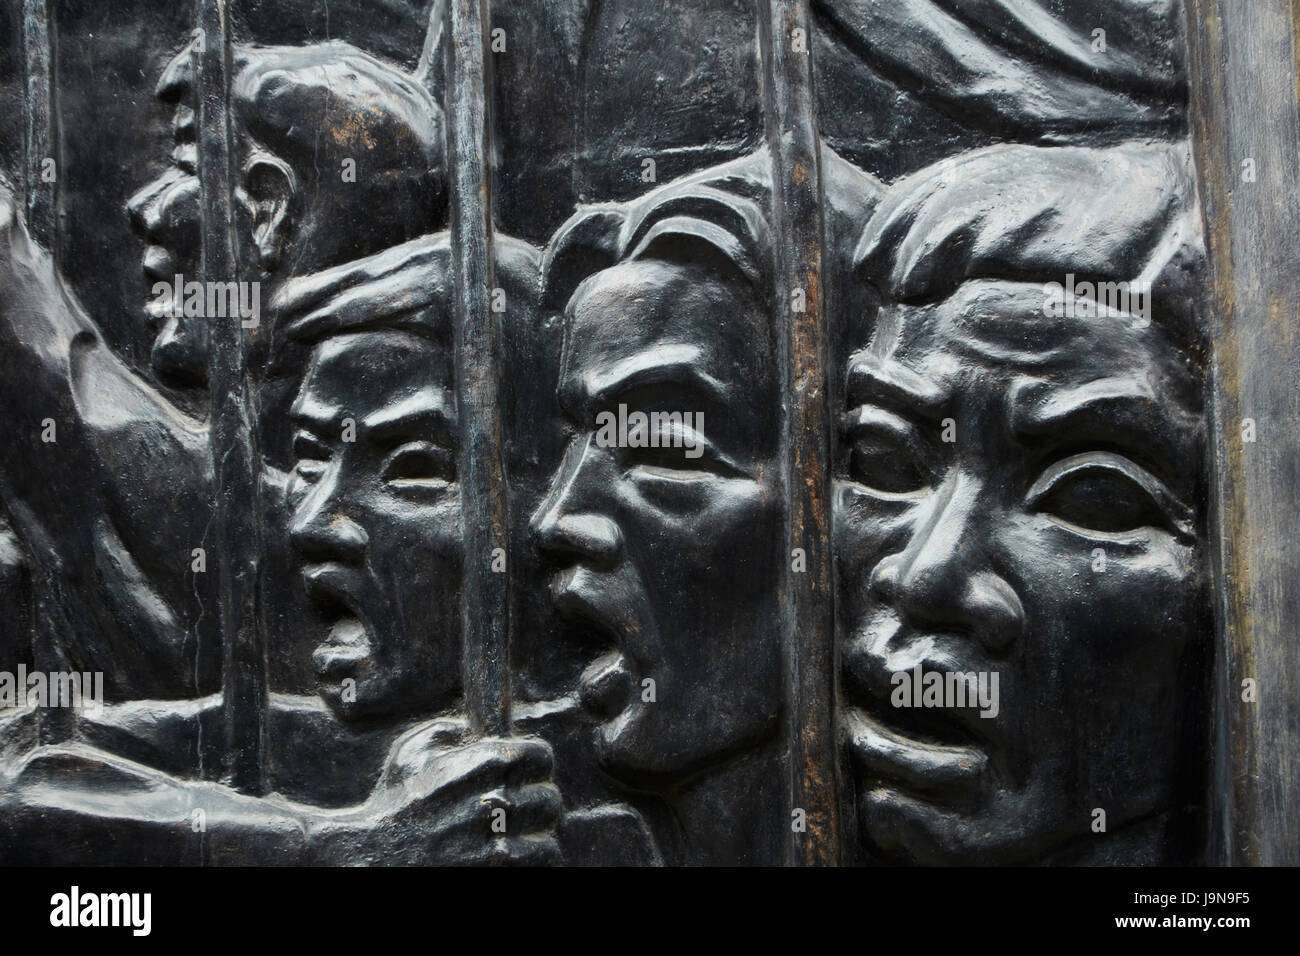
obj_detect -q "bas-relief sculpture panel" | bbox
[0,0,1214,865]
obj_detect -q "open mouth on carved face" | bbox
[142,243,178,289]
[172,142,198,175]
[132,167,202,334]
[844,702,990,808]
[303,565,375,682]
[842,625,999,807]
[551,569,636,722]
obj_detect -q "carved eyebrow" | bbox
[1010,377,1172,439]
[576,344,730,412]
[289,388,457,445]
[290,394,342,432]
[844,353,949,421]
[1009,377,1199,487]
[359,388,457,445]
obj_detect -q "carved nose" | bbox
[126,178,168,239]
[530,441,622,570]
[869,481,1025,654]
[290,481,369,566]
[171,104,197,144]
[534,510,622,570]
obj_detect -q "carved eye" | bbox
[629,443,698,476]
[620,418,741,480]
[846,430,929,497]
[627,442,715,480]
[292,431,331,484]
[382,442,455,487]
[1027,452,1190,538]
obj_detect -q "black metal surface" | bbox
[0,0,1283,866]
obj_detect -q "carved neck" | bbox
[647,738,787,866]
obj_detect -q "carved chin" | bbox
[313,617,378,713]
[858,786,1016,865]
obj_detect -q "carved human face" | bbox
[835,281,1205,863]
[531,257,783,786]
[288,330,462,723]
[126,44,294,386]
[126,44,207,385]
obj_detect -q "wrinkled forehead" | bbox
[871,280,1196,396]
[563,258,772,394]
[297,330,454,416]
[849,281,1204,473]
[157,44,196,102]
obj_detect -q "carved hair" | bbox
[853,141,1208,360]
[278,232,541,350]
[230,42,447,248]
[539,151,777,317]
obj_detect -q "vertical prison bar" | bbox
[195,0,269,794]
[22,0,69,745]
[447,0,512,736]
[22,0,56,251]
[758,0,841,866]
[1186,0,1300,865]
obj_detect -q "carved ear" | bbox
[238,153,296,271]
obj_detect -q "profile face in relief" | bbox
[126,39,445,388]
[836,144,1209,863]
[126,42,206,385]
[532,243,784,786]
[287,329,462,723]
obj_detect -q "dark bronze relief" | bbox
[0,0,1289,869]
